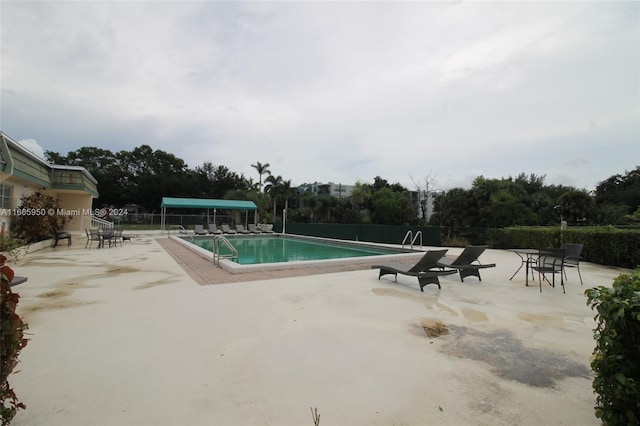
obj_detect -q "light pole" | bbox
[554,205,563,225]
[554,205,564,246]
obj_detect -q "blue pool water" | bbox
[181,235,408,265]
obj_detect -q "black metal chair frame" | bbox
[532,248,566,293]
[562,243,584,286]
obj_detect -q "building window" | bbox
[0,184,12,209]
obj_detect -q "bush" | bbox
[585,271,640,425]
[11,192,69,243]
[1,255,29,425]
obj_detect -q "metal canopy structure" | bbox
[160,197,258,232]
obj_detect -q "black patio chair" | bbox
[531,248,566,293]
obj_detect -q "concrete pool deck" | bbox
[7,231,632,425]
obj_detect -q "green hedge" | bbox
[488,227,640,269]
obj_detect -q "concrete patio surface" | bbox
[7,232,632,426]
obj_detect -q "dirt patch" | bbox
[439,325,591,387]
[38,289,72,299]
[21,300,100,317]
[105,266,139,274]
[133,276,181,290]
[420,319,450,338]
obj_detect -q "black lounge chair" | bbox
[372,250,457,291]
[436,245,496,282]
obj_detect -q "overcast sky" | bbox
[1,1,638,193]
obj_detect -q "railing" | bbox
[401,230,423,250]
[81,215,114,233]
[167,224,188,238]
[212,235,239,265]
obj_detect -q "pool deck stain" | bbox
[9,231,635,426]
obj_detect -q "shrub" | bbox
[11,192,69,243]
[1,255,29,425]
[585,271,640,425]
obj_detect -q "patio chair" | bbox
[53,228,72,247]
[562,243,584,286]
[194,224,208,235]
[208,224,222,234]
[85,228,102,249]
[100,228,116,248]
[236,225,251,234]
[436,245,496,282]
[247,224,261,233]
[372,250,458,291]
[111,229,132,247]
[531,248,566,293]
[111,229,123,247]
[221,224,237,234]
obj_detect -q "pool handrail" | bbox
[212,235,239,265]
[402,230,423,250]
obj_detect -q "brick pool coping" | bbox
[156,237,384,285]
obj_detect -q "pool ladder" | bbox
[402,231,423,250]
[212,235,239,265]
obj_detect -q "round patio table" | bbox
[508,248,540,285]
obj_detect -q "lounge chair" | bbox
[208,224,222,234]
[194,224,208,235]
[259,224,274,234]
[436,245,496,282]
[221,224,236,234]
[247,224,261,233]
[372,250,457,291]
[236,225,251,234]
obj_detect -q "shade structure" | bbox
[160,197,258,232]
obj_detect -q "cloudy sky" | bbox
[1,1,638,192]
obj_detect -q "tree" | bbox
[251,162,271,192]
[594,166,640,211]
[479,190,537,227]
[557,189,595,225]
[370,187,415,225]
[411,171,438,221]
[264,175,284,219]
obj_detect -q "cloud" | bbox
[17,139,46,161]
[0,1,637,194]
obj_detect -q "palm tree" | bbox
[264,174,283,218]
[251,162,271,192]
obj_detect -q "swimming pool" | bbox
[172,234,420,273]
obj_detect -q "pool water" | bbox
[185,235,406,265]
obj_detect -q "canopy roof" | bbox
[160,197,257,210]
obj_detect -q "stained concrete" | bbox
[7,232,631,425]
